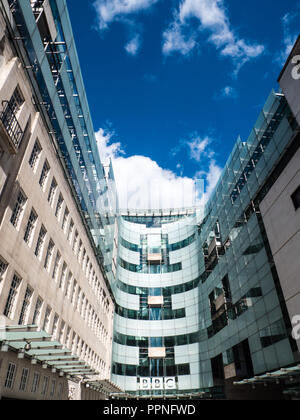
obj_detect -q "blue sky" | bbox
[67,0,299,209]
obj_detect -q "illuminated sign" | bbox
[138,377,176,390]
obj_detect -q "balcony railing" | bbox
[0,100,23,150]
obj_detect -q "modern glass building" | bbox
[0,0,299,401]
[111,88,300,399]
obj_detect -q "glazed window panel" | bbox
[29,139,42,170]
[10,190,27,228]
[24,208,38,245]
[4,273,21,317]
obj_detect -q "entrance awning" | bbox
[233,365,300,386]
[0,324,97,380]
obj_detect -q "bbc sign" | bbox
[278,35,300,126]
[138,377,176,390]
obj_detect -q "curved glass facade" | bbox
[112,90,300,398]
[112,211,205,397]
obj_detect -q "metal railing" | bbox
[0,100,23,149]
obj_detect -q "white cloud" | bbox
[187,135,211,162]
[214,85,238,100]
[95,128,222,210]
[94,0,159,29]
[162,0,264,71]
[195,159,222,203]
[162,15,196,56]
[125,34,142,55]
[275,12,299,66]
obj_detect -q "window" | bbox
[65,272,72,298]
[50,380,56,397]
[55,194,64,219]
[1,86,24,149]
[8,86,24,113]
[10,190,27,228]
[4,273,21,317]
[39,160,50,189]
[51,314,59,339]
[44,239,54,271]
[57,383,63,399]
[19,368,29,392]
[291,186,300,210]
[72,230,78,253]
[65,326,71,347]
[29,140,42,170]
[4,363,16,389]
[31,372,40,393]
[59,320,65,343]
[0,257,8,279]
[43,306,51,332]
[71,280,77,304]
[67,219,74,242]
[59,262,67,289]
[76,287,81,311]
[24,208,38,245]
[35,225,47,258]
[62,207,69,231]
[52,251,61,281]
[41,376,49,396]
[77,240,82,261]
[47,177,57,206]
[18,286,33,325]
[32,297,43,325]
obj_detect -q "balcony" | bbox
[0,101,23,154]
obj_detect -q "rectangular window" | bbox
[32,297,43,325]
[9,86,24,113]
[59,320,65,343]
[65,272,72,298]
[41,376,49,396]
[50,380,56,397]
[55,194,64,219]
[4,363,16,389]
[76,287,81,312]
[62,207,69,231]
[24,208,38,245]
[51,314,59,338]
[67,219,74,242]
[0,257,8,279]
[291,186,300,210]
[29,140,42,170]
[43,306,51,332]
[10,190,27,228]
[71,280,77,304]
[1,86,24,149]
[19,368,29,392]
[35,225,47,258]
[59,262,67,289]
[4,273,21,317]
[31,372,40,393]
[44,239,54,271]
[78,240,82,262]
[52,251,61,281]
[72,230,78,253]
[39,160,50,189]
[47,177,57,206]
[18,286,33,325]
[57,383,63,399]
[65,326,71,347]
